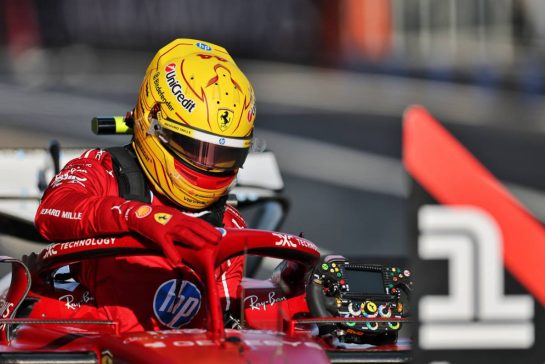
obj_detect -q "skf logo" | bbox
[217,109,234,131]
[418,205,534,349]
[154,213,172,225]
[153,279,201,328]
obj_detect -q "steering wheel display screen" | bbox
[345,269,385,294]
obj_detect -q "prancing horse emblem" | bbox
[217,109,234,131]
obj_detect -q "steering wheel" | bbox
[306,255,411,346]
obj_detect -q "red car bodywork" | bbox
[0,229,410,363]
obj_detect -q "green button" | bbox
[322,264,329,270]
[346,322,356,327]
[389,284,394,288]
[388,322,401,330]
[336,273,342,278]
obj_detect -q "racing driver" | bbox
[34,39,257,332]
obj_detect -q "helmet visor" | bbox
[156,123,251,171]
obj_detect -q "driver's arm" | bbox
[35,149,221,264]
[35,149,129,240]
[217,205,246,313]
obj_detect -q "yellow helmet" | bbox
[132,39,256,210]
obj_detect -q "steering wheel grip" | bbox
[306,280,330,317]
[306,279,338,335]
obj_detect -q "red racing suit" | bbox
[34,148,245,332]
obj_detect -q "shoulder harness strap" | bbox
[105,146,228,226]
[106,145,151,203]
[200,195,228,227]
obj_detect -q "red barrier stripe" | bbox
[403,105,545,306]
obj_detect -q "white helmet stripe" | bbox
[160,119,251,148]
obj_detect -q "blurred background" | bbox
[1,0,545,264]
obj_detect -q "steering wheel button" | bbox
[321,264,329,270]
[348,302,362,316]
[366,322,379,331]
[379,304,392,318]
[388,322,400,330]
[331,263,336,268]
[330,268,335,273]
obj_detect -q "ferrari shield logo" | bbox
[154,213,172,225]
[217,109,234,131]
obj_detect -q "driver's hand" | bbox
[125,203,222,265]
